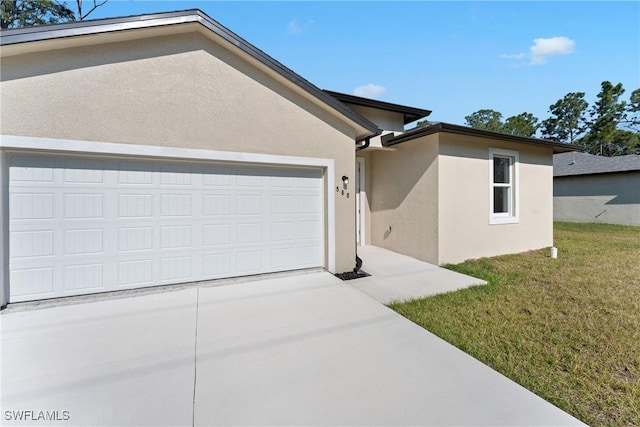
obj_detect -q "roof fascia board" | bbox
[386,122,580,153]
[0,9,380,140]
[555,169,640,178]
[0,11,201,45]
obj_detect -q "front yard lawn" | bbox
[390,222,640,426]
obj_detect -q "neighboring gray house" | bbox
[553,152,640,226]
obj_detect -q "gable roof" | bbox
[554,152,640,177]
[0,9,380,141]
[384,122,579,153]
[323,90,432,125]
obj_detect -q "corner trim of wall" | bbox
[0,151,7,309]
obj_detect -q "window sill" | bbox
[490,216,519,225]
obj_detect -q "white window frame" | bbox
[489,148,519,224]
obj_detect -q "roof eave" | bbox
[0,9,205,45]
[323,90,432,125]
[385,122,581,153]
[554,169,640,178]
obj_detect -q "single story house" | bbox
[554,152,640,225]
[0,9,574,307]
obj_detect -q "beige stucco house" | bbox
[332,89,575,264]
[554,152,640,225]
[0,9,573,307]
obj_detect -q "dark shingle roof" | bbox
[384,122,579,153]
[322,90,432,125]
[554,152,640,177]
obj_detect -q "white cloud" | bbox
[354,84,387,98]
[287,19,315,35]
[501,36,575,65]
[530,36,575,64]
[287,20,301,34]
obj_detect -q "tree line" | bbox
[1,0,107,28]
[3,3,638,157]
[462,81,640,156]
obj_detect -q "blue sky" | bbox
[90,1,640,127]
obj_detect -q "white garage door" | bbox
[8,153,324,302]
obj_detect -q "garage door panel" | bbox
[202,165,233,186]
[10,230,55,258]
[64,228,104,255]
[202,252,233,278]
[8,154,324,302]
[272,195,294,214]
[297,173,322,188]
[236,195,263,215]
[118,259,154,288]
[272,174,295,188]
[119,226,154,252]
[160,256,192,282]
[237,222,262,244]
[297,220,322,240]
[296,245,323,267]
[9,155,56,183]
[10,192,55,220]
[118,161,154,185]
[202,224,232,246]
[160,194,192,217]
[298,195,322,214]
[236,249,262,273]
[63,263,104,291]
[63,158,105,183]
[10,267,55,299]
[203,194,232,215]
[64,193,104,219]
[271,222,295,241]
[236,167,265,187]
[119,194,153,218]
[160,225,192,249]
[271,247,295,269]
[160,163,193,185]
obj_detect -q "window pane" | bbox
[493,157,510,184]
[494,187,509,213]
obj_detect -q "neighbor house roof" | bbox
[0,9,381,141]
[323,90,432,125]
[384,122,579,153]
[553,152,640,177]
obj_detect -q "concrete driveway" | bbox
[1,272,585,426]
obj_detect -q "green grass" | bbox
[390,222,640,426]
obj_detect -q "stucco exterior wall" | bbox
[367,135,440,264]
[346,105,405,133]
[438,134,554,264]
[554,172,640,225]
[0,31,358,273]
